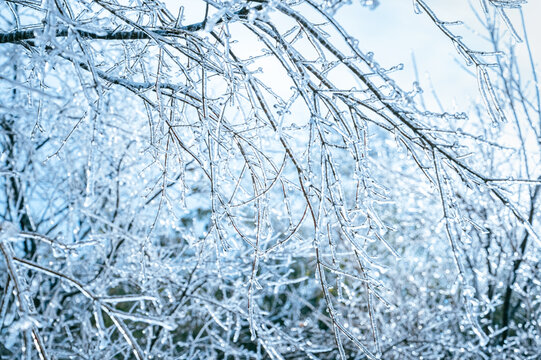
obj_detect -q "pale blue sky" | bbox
[167,0,540,120]
[335,1,541,113]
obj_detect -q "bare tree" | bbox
[0,0,539,359]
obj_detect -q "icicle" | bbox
[497,8,523,43]
[233,315,241,343]
[477,66,506,124]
